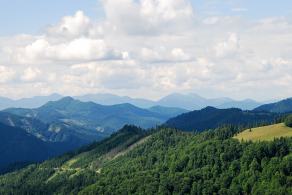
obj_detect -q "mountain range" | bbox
[79,93,263,110]
[4,97,185,135]
[0,93,263,110]
[0,95,291,175]
[0,97,186,172]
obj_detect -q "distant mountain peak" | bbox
[202,106,217,111]
[58,96,75,102]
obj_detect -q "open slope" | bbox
[234,123,292,141]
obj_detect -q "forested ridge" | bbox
[0,125,291,194]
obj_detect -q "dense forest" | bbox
[166,106,281,132]
[0,124,291,194]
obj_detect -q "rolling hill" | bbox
[165,106,280,132]
[234,123,292,141]
[254,98,292,113]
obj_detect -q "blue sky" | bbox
[1,0,292,35]
[0,0,103,35]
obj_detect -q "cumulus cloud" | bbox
[13,37,124,64]
[47,11,91,38]
[103,0,194,35]
[214,33,240,58]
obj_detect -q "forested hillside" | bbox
[0,125,291,194]
[254,98,292,113]
[166,107,280,132]
[0,123,67,174]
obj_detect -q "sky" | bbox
[0,0,292,101]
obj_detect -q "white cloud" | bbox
[103,0,194,35]
[47,11,91,38]
[214,33,240,58]
[11,36,124,64]
[21,67,42,82]
[0,66,15,83]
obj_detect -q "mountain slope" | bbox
[0,111,104,147]
[234,123,292,141]
[0,126,291,194]
[166,107,279,131]
[0,123,58,173]
[254,98,292,113]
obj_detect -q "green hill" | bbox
[234,123,292,141]
[254,98,292,113]
[0,125,291,194]
[166,107,279,132]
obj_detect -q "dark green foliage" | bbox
[166,106,279,132]
[285,115,292,127]
[0,125,291,194]
[254,98,292,113]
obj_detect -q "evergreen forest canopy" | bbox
[0,124,291,194]
[285,114,292,128]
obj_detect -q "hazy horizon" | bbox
[0,91,281,103]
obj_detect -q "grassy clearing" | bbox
[234,123,292,142]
